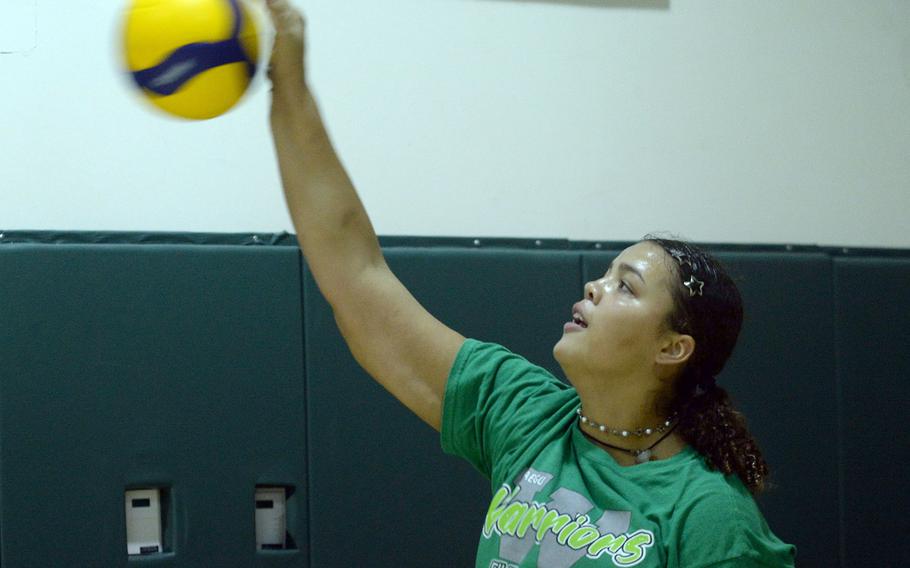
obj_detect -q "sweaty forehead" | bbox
[615,242,675,280]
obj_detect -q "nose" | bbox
[584,279,604,304]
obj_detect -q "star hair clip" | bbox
[670,250,695,269]
[684,275,704,297]
[670,250,704,296]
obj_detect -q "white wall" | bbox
[1,0,908,247]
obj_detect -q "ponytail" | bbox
[675,377,769,494]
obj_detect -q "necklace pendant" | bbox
[635,449,651,464]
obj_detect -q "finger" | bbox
[265,0,293,28]
[265,0,286,15]
[268,1,305,39]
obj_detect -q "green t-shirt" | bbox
[441,339,796,568]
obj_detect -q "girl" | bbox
[265,1,796,565]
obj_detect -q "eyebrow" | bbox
[607,261,646,284]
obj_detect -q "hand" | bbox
[265,0,306,95]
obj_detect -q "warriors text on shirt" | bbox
[483,468,654,567]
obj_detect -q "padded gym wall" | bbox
[1,233,907,568]
[0,243,307,567]
[834,255,910,567]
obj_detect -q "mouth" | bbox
[564,302,588,333]
[571,312,588,328]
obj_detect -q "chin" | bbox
[553,328,581,356]
[552,337,574,383]
[553,334,567,361]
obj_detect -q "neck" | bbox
[570,370,683,463]
[572,372,668,436]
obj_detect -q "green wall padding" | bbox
[0,245,307,567]
[1,233,907,568]
[834,257,910,567]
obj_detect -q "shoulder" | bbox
[673,463,795,566]
[677,465,754,521]
[442,339,578,479]
[453,339,558,377]
[449,339,570,401]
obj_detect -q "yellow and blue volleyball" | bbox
[122,0,260,120]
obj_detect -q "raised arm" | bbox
[265,0,464,431]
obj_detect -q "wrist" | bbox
[271,77,308,104]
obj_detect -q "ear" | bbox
[656,333,695,367]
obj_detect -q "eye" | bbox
[620,280,633,294]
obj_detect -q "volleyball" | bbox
[122,0,262,120]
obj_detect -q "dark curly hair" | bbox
[644,235,769,494]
